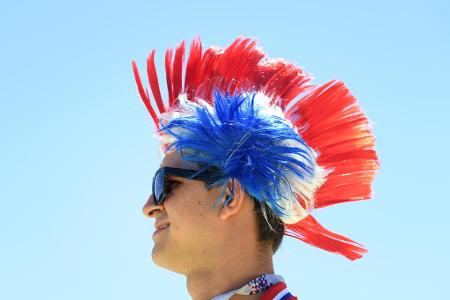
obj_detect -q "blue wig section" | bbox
[160,90,316,217]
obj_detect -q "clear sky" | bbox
[1,0,449,299]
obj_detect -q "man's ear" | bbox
[219,179,246,220]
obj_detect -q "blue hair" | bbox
[159,90,323,221]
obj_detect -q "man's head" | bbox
[141,88,328,273]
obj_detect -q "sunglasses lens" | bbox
[153,171,165,204]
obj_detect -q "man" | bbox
[133,37,379,300]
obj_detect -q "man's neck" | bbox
[185,246,274,300]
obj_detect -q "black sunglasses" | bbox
[152,166,218,205]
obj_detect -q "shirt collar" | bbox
[211,274,285,300]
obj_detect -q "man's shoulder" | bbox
[259,282,298,300]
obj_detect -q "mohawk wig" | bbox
[132,37,379,260]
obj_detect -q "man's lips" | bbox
[153,222,170,236]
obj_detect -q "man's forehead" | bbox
[160,150,199,170]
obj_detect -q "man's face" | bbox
[142,151,224,274]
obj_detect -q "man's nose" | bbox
[142,194,164,217]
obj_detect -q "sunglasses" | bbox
[152,166,218,205]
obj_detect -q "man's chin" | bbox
[151,246,185,274]
[151,245,164,264]
[152,246,171,268]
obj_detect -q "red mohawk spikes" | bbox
[184,37,202,100]
[132,37,379,260]
[131,60,159,128]
[171,41,185,106]
[146,49,165,114]
[286,80,379,209]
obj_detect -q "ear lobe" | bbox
[219,179,245,220]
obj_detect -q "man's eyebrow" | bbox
[167,176,184,182]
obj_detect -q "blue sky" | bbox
[1,0,449,299]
